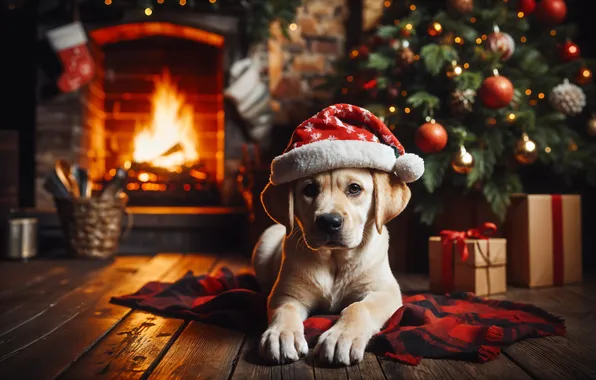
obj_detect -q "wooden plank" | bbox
[231,337,315,380]
[0,260,120,337]
[60,254,218,380]
[0,260,105,301]
[147,255,250,380]
[494,286,596,379]
[0,254,183,379]
[147,319,245,380]
[313,360,348,380]
[346,353,386,380]
[380,355,532,380]
[0,257,146,362]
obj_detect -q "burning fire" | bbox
[132,69,198,169]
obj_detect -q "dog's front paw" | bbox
[259,326,309,364]
[314,325,372,366]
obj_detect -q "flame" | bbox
[132,69,198,169]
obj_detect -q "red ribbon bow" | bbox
[439,222,498,292]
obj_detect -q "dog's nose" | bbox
[315,213,343,234]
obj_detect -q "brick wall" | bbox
[266,0,349,125]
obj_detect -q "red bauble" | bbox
[415,122,448,153]
[559,40,581,62]
[518,0,536,14]
[536,0,567,25]
[479,75,514,109]
[358,45,370,57]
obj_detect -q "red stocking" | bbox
[46,22,94,93]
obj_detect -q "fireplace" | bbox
[36,11,252,209]
[87,22,225,206]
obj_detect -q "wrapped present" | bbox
[504,194,582,288]
[429,223,507,296]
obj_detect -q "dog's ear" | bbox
[260,181,295,236]
[372,171,411,234]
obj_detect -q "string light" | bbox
[347,76,354,82]
[404,108,411,114]
[454,36,463,44]
[384,0,391,7]
[481,34,487,40]
[428,22,442,36]
[517,12,524,18]
[405,23,413,30]
[389,106,396,113]
[520,36,527,43]
[350,49,359,59]
[410,4,416,10]
[104,0,112,5]
[463,63,470,69]
[144,7,153,15]
[341,88,348,94]
[529,99,538,106]
[538,92,545,99]
[179,0,186,5]
[550,30,557,36]
[470,17,476,23]
[289,23,298,31]
[476,38,482,44]
[401,90,408,96]
[525,89,532,96]
[157,0,164,3]
[545,146,552,153]
[507,113,516,122]
[209,0,217,2]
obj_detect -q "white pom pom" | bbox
[393,153,425,183]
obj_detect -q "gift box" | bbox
[504,194,582,288]
[429,223,507,296]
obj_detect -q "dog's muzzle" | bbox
[315,213,343,234]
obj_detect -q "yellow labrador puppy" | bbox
[253,168,411,365]
[252,103,424,366]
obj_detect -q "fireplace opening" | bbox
[87,22,225,206]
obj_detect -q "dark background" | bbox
[1,0,594,270]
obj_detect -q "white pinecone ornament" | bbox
[549,79,586,116]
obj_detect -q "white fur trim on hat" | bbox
[270,139,424,185]
[393,153,425,183]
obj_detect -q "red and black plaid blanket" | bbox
[110,267,565,365]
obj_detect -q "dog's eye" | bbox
[303,183,319,197]
[348,183,361,195]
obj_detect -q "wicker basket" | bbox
[54,193,131,259]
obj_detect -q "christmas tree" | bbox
[322,0,596,225]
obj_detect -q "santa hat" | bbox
[270,103,424,185]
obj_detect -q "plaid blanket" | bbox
[110,267,565,365]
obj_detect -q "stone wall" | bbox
[267,0,349,125]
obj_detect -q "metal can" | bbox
[5,217,38,260]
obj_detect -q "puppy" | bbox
[252,168,410,366]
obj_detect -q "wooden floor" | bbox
[1,253,595,380]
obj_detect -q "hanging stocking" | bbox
[46,21,94,93]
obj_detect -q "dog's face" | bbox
[261,169,411,251]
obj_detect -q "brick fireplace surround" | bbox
[33,10,255,254]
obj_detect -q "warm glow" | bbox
[454,36,462,44]
[157,0,164,3]
[470,17,476,23]
[538,92,545,99]
[133,69,199,169]
[104,0,112,5]
[582,69,592,79]
[410,4,416,10]
[453,66,463,75]
[508,113,516,121]
[350,49,359,58]
[517,12,524,18]
[545,147,552,153]
[525,89,532,95]
[384,0,391,7]
[406,23,413,30]
[568,46,578,54]
[463,63,470,69]
[476,38,482,44]
[289,23,298,31]
[180,0,186,5]
[550,30,557,36]
[389,106,396,113]
[401,90,407,96]
[404,107,411,114]
[347,76,354,82]
[145,7,152,15]
[520,36,527,43]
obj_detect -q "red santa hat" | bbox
[270,103,425,185]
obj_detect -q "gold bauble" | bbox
[451,146,475,174]
[514,133,538,164]
[587,116,596,137]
